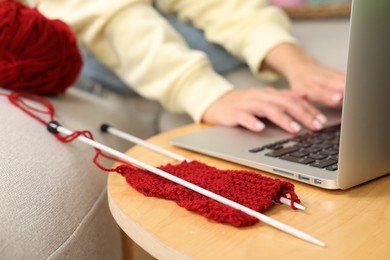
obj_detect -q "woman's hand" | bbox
[202,87,327,133]
[263,43,345,107]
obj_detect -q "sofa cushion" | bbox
[0,87,162,259]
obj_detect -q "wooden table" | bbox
[107,124,390,260]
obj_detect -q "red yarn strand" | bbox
[6,92,55,125]
[1,91,128,172]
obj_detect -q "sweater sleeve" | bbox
[27,0,234,122]
[156,0,298,78]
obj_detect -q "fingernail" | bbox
[316,114,327,124]
[254,121,265,131]
[332,94,343,104]
[290,121,302,133]
[312,119,323,130]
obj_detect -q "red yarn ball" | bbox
[0,0,82,95]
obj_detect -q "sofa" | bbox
[0,18,349,259]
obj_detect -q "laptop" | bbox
[170,0,390,190]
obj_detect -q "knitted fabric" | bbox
[116,160,300,227]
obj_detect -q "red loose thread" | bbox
[0,0,82,95]
[0,0,301,228]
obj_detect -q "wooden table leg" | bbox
[122,230,155,260]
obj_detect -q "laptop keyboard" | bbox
[249,124,340,171]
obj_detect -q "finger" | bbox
[258,90,325,130]
[259,104,302,134]
[315,70,345,93]
[280,95,327,131]
[313,70,345,105]
[246,90,326,132]
[304,86,343,107]
[235,111,266,132]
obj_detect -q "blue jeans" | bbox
[78,13,245,95]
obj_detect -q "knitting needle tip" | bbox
[279,197,306,210]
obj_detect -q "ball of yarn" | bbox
[0,0,82,95]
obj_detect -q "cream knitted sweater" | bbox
[26,0,296,122]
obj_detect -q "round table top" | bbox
[107,124,390,260]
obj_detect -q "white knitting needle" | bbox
[100,124,190,162]
[101,124,305,211]
[48,122,324,247]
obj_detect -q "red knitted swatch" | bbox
[115,160,300,227]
